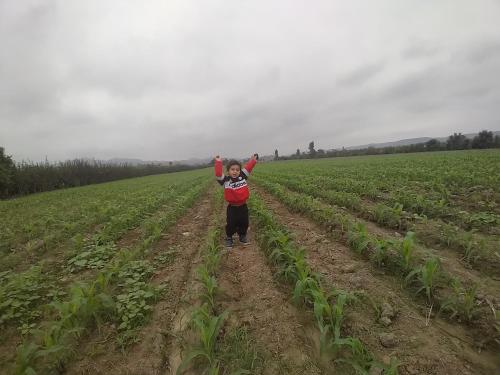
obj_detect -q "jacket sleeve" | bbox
[215,159,225,185]
[242,158,257,178]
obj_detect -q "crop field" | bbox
[1,150,499,374]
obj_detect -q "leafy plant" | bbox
[116,260,159,332]
[0,266,57,329]
[373,203,407,230]
[177,305,228,374]
[405,257,441,301]
[371,239,391,267]
[399,231,416,272]
[347,223,371,255]
[67,242,117,272]
[440,279,478,322]
[196,265,218,310]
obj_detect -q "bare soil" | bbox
[214,229,327,374]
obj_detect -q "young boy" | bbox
[214,154,258,248]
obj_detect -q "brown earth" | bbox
[213,229,327,374]
[66,189,216,375]
[255,186,500,375]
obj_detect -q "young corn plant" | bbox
[293,268,320,305]
[197,265,218,311]
[405,257,441,302]
[373,203,406,230]
[347,223,371,255]
[177,304,228,374]
[204,246,221,274]
[17,274,115,372]
[399,231,416,273]
[334,336,374,374]
[371,238,391,267]
[250,194,394,373]
[439,279,478,322]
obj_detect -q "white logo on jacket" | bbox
[224,177,247,190]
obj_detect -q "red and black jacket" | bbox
[215,159,257,206]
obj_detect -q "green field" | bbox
[1,150,499,374]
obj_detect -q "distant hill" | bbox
[346,131,500,150]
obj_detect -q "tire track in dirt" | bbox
[66,187,216,375]
[214,231,326,374]
[255,187,499,375]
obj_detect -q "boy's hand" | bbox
[251,153,259,160]
[215,155,222,161]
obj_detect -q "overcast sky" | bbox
[1,0,500,162]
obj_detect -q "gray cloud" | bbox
[402,40,441,60]
[462,39,500,64]
[338,62,386,87]
[1,0,500,162]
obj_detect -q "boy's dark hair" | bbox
[226,159,242,171]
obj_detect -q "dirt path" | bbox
[214,229,326,375]
[163,197,327,374]
[66,188,216,375]
[255,187,499,375]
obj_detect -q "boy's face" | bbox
[228,164,240,178]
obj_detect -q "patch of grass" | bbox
[218,326,262,374]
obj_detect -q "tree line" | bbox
[0,148,206,199]
[274,130,500,160]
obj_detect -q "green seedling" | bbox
[196,265,218,310]
[440,279,478,322]
[399,231,416,272]
[177,305,228,374]
[334,336,373,374]
[406,257,440,301]
[371,239,391,267]
[347,223,371,255]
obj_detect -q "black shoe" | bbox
[225,237,233,248]
[239,235,250,246]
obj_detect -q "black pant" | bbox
[226,204,249,237]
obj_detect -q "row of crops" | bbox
[256,150,500,227]
[249,195,400,373]
[254,151,500,274]
[251,150,500,359]
[0,169,212,373]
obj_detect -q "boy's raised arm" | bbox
[214,155,224,183]
[242,154,258,177]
